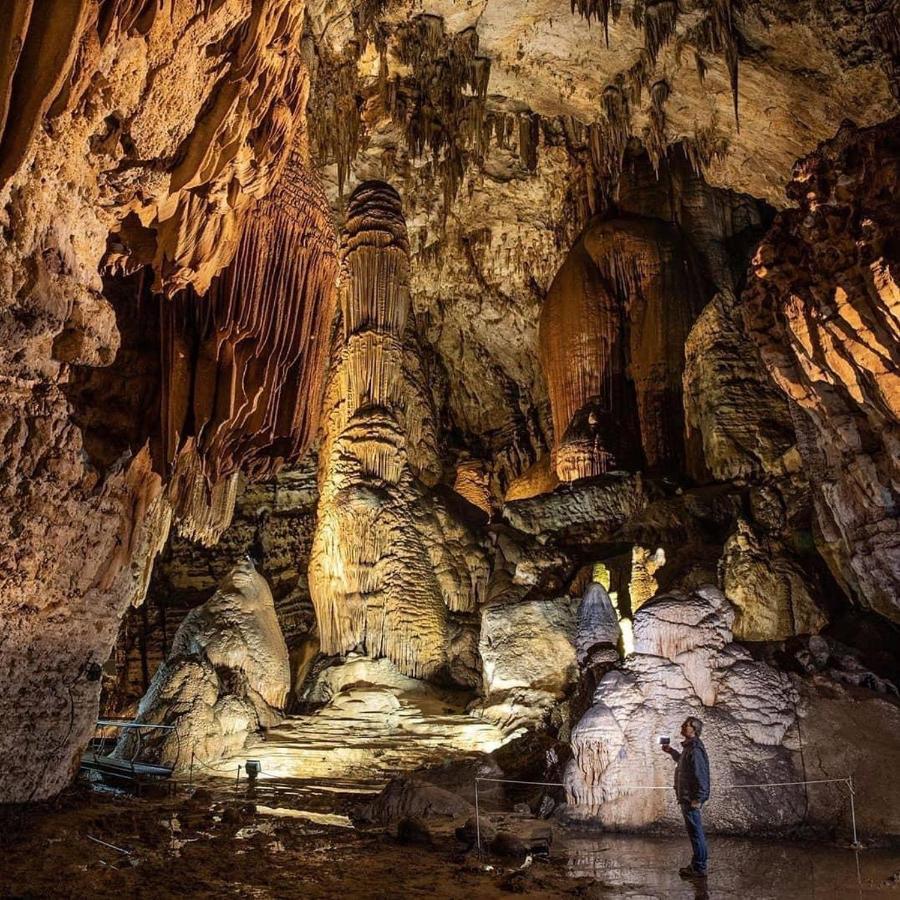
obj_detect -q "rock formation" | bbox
[0,0,897,853]
[308,181,489,684]
[566,586,804,831]
[0,1,332,801]
[117,558,290,767]
[540,215,708,480]
[565,583,900,836]
[743,117,900,623]
[159,148,338,544]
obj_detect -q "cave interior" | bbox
[0,0,899,896]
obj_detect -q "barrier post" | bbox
[475,778,482,855]
[848,776,862,849]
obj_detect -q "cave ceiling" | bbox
[302,0,897,490]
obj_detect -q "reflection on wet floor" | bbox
[554,832,899,899]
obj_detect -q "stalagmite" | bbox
[117,558,290,767]
[309,181,488,683]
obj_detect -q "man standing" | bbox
[662,716,710,879]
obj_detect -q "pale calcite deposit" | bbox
[116,559,290,767]
[566,586,805,831]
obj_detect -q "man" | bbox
[662,716,710,879]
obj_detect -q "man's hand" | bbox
[690,800,702,809]
[661,744,674,755]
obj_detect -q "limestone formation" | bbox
[566,586,806,831]
[479,596,579,729]
[540,216,707,480]
[683,290,796,482]
[567,583,900,836]
[0,1,329,801]
[117,559,290,767]
[308,181,489,683]
[575,583,621,663]
[159,149,338,538]
[720,519,827,641]
[743,117,900,622]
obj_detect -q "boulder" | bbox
[116,559,289,768]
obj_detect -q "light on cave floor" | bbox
[198,687,512,787]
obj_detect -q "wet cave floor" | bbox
[1,785,899,899]
[4,697,899,898]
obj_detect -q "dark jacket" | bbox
[670,737,711,804]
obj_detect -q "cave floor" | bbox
[2,786,898,899]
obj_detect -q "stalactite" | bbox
[540,239,624,480]
[158,149,339,501]
[570,0,623,46]
[309,47,363,198]
[645,79,670,172]
[686,0,747,128]
[541,215,709,480]
[166,441,240,547]
[641,0,680,66]
[384,15,492,216]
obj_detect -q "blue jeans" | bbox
[681,803,708,873]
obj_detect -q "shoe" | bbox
[679,865,708,879]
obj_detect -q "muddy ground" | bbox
[3,783,899,898]
[0,785,600,899]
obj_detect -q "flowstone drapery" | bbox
[540,215,708,482]
[309,181,488,684]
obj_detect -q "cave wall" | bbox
[743,116,900,623]
[0,0,316,803]
[0,0,897,807]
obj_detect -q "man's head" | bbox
[681,716,703,739]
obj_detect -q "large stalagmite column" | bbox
[309,181,488,684]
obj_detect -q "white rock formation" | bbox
[575,583,621,663]
[117,559,290,767]
[566,585,805,832]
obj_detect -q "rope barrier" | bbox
[473,774,862,853]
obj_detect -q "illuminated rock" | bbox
[743,117,900,622]
[0,1,321,802]
[720,519,827,640]
[575,583,621,663]
[683,290,796,482]
[117,558,290,767]
[159,150,339,495]
[479,596,579,727]
[309,181,489,683]
[566,585,804,831]
[540,216,706,481]
[502,472,647,543]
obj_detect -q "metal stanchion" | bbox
[847,775,862,849]
[475,777,481,854]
